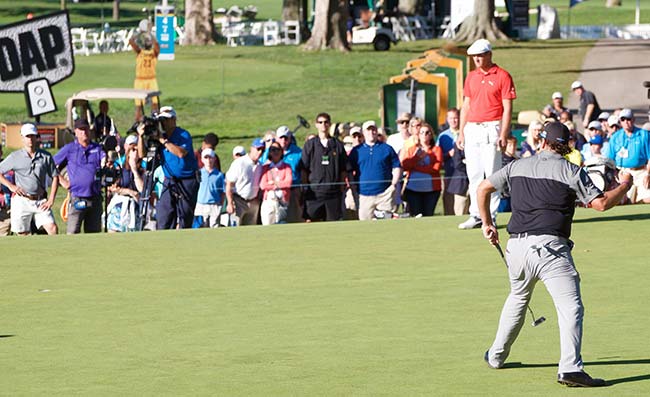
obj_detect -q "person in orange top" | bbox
[129,30,160,120]
[259,142,293,225]
[400,123,443,217]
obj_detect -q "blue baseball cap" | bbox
[251,138,265,148]
[589,135,604,145]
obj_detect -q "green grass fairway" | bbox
[1,205,649,395]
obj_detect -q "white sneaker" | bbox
[458,216,482,230]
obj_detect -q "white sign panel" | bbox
[0,11,74,92]
[25,78,56,117]
[397,90,426,120]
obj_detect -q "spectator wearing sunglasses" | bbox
[605,108,650,203]
[301,113,347,221]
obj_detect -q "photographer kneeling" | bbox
[138,106,198,229]
[106,140,144,232]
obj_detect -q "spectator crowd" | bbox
[1,48,649,235]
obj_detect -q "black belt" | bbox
[22,193,46,200]
[234,193,256,203]
[510,232,561,239]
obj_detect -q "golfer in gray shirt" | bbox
[477,122,632,387]
[0,124,59,235]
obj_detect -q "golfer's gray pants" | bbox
[487,234,584,373]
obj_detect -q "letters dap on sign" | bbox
[0,11,75,92]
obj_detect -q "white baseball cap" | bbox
[607,114,620,127]
[350,126,362,136]
[619,108,633,119]
[362,120,377,131]
[232,145,246,156]
[157,106,177,119]
[124,134,138,146]
[467,39,492,55]
[201,148,216,158]
[276,125,291,138]
[597,112,610,121]
[20,123,38,137]
[571,81,583,90]
[587,121,602,131]
[551,91,563,100]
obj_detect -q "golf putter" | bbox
[494,243,546,327]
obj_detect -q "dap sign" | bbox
[0,11,75,117]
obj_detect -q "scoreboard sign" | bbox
[0,11,74,92]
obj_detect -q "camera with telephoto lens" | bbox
[97,151,122,187]
[128,115,160,138]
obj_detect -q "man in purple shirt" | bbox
[54,119,106,234]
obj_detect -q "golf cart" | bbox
[65,88,161,131]
[351,25,397,51]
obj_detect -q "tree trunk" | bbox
[60,0,65,10]
[282,0,300,21]
[184,0,215,45]
[605,0,622,7]
[303,0,349,51]
[453,0,508,43]
[113,0,120,21]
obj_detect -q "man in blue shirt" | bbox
[347,120,401,220]
[55,119,106,234]
[138,106,199,229]
[605,108,650,203]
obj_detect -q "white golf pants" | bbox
[487,234,584,374]
[464,121,502,219]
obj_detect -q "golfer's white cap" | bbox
[20,123,38,137]
[467,39,492,55]
[232,145,246,156]
[607,114,620,126]
[597,112,610,121]
[552,91,563,100]
[571,81,583,90]
[157,106,177,119]
[362,120,377,131]
[124,134,138,146]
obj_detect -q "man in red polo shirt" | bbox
[457,39,516,229]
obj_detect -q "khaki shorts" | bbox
[134,78,159,106]
[358,185,396,220]
[11,195,55,233]
[624,168,650,202]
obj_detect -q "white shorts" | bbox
[194,203,223,228]
[11,195,56,233]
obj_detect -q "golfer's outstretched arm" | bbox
[589,172,632,211]
[478,179,499,245]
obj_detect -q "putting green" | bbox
[1,205,648,395]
